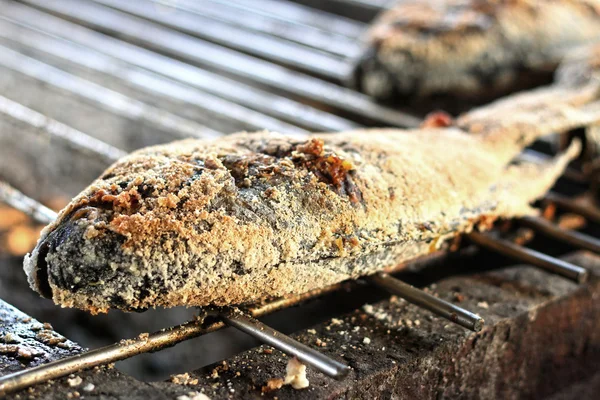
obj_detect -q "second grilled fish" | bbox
[353,0,600,100]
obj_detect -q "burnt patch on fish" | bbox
[219,138,363,204]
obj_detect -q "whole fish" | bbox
[353,0,600,100]
[23,69,600,313]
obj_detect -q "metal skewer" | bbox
[0,302,352,396]
[218,309,351,379]
[544,192,600,225]
[93,0,352,80]
[20,0,421,128]
[0,317,223,397]
[0,181,57,225]
[519,216,600,254]
[368,273,484,332]
[0,94,125,164]
[467,231,589,283]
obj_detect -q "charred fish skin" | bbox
[352,0,600,100]
[24,120,582,314]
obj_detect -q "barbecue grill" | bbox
[0,0,599,399]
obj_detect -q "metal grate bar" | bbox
[0,303,351,396]
[290,0,386,22]
[0,5,359,132]
[0,182,56,225]
[225,0,366,38]
[368,272,484,332]
[318,0,393,10]
[0,44,221,142]
[92,0,351,80]
[218,309,351,379]
[0,316,223,397]
[0,94,125,163]
[161,0,361,58]
[468,231,589,283]
[0,18,308,135]
[19,0,420,128]
[520,216,600,254]
[544,192,600,225]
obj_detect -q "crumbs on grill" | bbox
[171,372,199,386]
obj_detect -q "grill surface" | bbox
[0,0,599,399]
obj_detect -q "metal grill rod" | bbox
[218,309,351,379]
[0,182,56,225]
[520,216,600,254]
[0,18,308,135]
[544,192,600,225]
[0,6,359,132]
[368,273,484,332]
[467,231,589,283]
[0,44,221,141]
[20,0,421,128]
[226,0,365,38]
[0,304,351,396]
[0,317,222,397]
[0,95,125,163]
[93,0,351,80]
[169,0,361,58]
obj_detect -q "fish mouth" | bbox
[32,239,53,299]
[24,206,125,300]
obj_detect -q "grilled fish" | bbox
[353,0,600,100]
[23,66,600,313]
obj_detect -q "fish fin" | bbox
[493,140,581,218]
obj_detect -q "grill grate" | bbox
[0,0,599,398]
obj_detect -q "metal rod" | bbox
[520,216,600,254]
[544,192,600,225]
[368,273,484,332]
[0,5,359,132]
[467,231,589,283]
[0,318,224,397]
[220,309,351,379]
[93,0,350,80]
[0,44,221,142]
[0,17,308,135]
[19,0,421,128]
[0,181,57,225]
[225,0,366,38]
[0,94,125,164]
[173,0,361,58]
[0,296,352,396]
